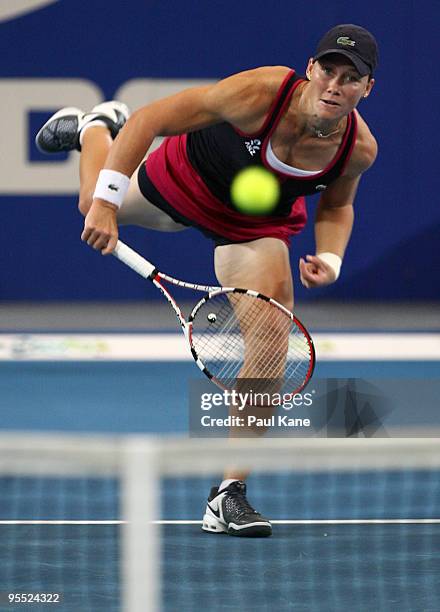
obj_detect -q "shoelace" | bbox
[227,491,258,519]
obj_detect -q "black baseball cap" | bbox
[314,24,378,76]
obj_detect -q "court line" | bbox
[1,519,440,525]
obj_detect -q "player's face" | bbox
[306,55,374,118]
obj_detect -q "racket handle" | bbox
[113,241,157,280]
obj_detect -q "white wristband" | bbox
[316,252,342,281]
[93,169,130,209]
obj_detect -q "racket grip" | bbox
[113,241,157,280]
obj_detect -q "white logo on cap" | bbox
[336,36,356,47]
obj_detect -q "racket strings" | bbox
[227,295,310,379]
[239,314,288,377]
[192,298,244,380]
[198,295,286,379]
[191,292,312,391]
[235,296,310,363]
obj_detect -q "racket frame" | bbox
[113,240,315,393]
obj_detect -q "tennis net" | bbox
[1,434,440,611]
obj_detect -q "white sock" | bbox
[79,120,108,146]
[218,478,239,492]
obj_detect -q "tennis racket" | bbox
[112,240,315,395]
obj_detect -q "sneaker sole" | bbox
[202,512,272,537]
[227,522,272,537]
[202,512,227,534]
[35,106,83,153]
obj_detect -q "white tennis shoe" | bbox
[35,100,130,153]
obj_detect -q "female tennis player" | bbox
[36,23,378,537]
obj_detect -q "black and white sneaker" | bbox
[35,100,130,153]
[202,480,272,537]
[87,101,130,140]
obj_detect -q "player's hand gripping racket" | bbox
[112,241,315,395]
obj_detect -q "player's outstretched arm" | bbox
[82,67,285,254]
[81,85,219,254]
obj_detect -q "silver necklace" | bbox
[313,126,341,139]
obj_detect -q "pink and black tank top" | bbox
[185,69,358,216]
[142,69,358,245]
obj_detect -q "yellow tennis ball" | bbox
[231,166,280,215]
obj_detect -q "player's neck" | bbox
[292,82,346,140]
[309,118,345,139]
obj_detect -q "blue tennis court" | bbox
[1,339,440,611]
[2,522,440,611]
[1,356,439,433]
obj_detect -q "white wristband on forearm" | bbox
[93,169,130,209]
[316,252,342,281]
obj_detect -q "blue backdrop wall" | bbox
[0,0,438,301]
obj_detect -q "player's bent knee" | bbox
[214,238,294,310]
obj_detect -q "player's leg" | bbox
[117,169,186,231]
[77,125,112,216]
[214,237,293,309]
[215,236,293,431]
[215,235,293,448]
[36,100,129,218]
[217,234,293,412]
[36,102,186,231]
[202,237,292,537]
[79,129,185,230]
